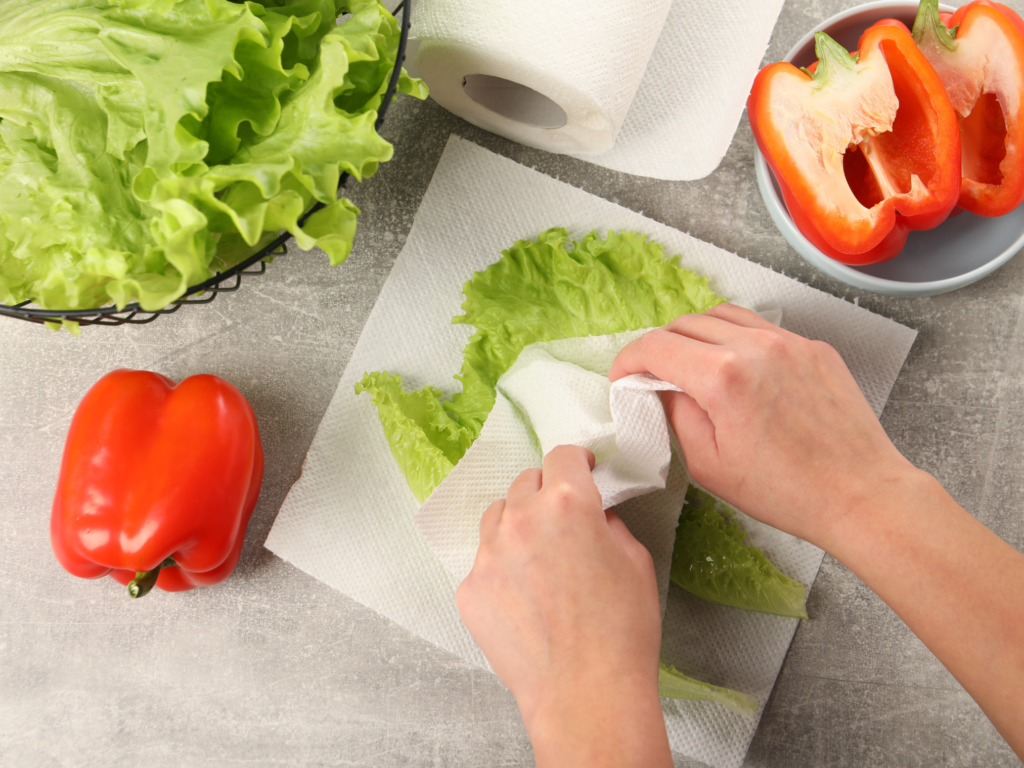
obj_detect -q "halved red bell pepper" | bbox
[897,0,1024,217]
[749,25,961,264]
[50,370,264,598]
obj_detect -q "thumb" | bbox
[605,509,656,574]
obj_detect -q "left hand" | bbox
[456,445,671,768]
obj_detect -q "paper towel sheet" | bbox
[404,0,785,181]
[414,331,687,609]
[571,0,787,180]
[264,135,918,768]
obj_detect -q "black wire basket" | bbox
[0,1,411,329]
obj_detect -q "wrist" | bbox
[820,462,943,565]
[526,671,671,768]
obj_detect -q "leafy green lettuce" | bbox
[0,0,426,317]
[658,662,758,717]
[356,228,726,502]
[671,486,808,619]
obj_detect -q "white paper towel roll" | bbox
[411,0,673,155]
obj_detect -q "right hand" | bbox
[609,303,920,550]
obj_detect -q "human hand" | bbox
[609,303,920,551]
[610,305,1024,759]
[456,445,671,768]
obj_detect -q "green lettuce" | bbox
[0,0,426,318]
[658,662,758,718]
[671,486,808,619]
[355,228,726,502]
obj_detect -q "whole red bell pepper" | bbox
[883,0,1024,217]
[50,370,264,598]
[748,25,961,264]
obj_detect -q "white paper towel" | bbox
[264,135,918,768]
[408,0,786,180]
[503,341,681,511]
[414,332,687,600]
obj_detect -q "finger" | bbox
[608,329,722,411]
[703,302,781,330]
[506,467,542,504]
[662,312,760,347]
[660,390,719,483]
[479,498,505,544]
[540,444,597,493]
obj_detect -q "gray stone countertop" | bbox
[2,1,1023,766]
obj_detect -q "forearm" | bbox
[527,674,672,768]
[825,468,1024,757]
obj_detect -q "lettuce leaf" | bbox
[658,662,758,718]
[355,371,463,504]
[356,228,726,502]
[0,0,425,315]
[671,486,808,619]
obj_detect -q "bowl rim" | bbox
[754,0,1024,297]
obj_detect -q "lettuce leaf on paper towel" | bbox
[0,0,426,322]
[658,486,807,713]
[672,485,808,619]
[356,228,726,503]
[658,662,759,718]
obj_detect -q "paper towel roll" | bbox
[411,0,673,155]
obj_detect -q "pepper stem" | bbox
[811,32,858,87]
[127,557,177,599]
[913,0,958,52]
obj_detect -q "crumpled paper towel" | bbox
[264,135,918,768]
[503,339,681,510]
[403,0,785,181]
[414,331,687,605]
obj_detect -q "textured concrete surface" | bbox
[2,0,1023,765]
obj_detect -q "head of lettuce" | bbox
[0,0,425,322]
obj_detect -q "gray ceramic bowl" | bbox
[754,0,1024,297]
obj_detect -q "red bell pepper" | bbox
[749,25,961,264]
[895,0,1024,217]
[50,370,264,598]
